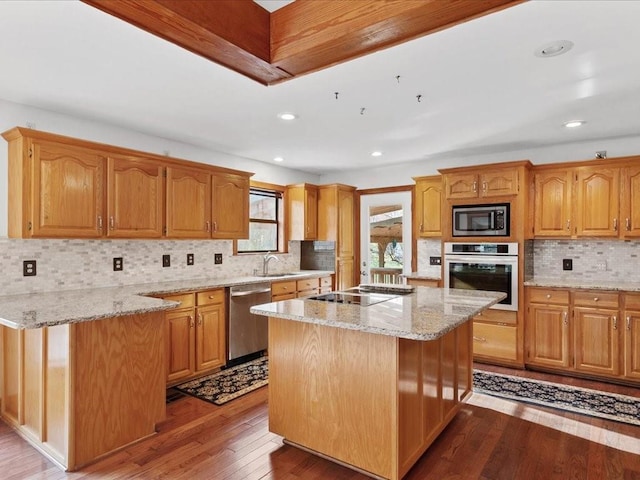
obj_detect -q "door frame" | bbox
[356,185,415,285]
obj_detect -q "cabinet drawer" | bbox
[320,276,332,288]
[196,289,224,306]
[527,287,569,305]
[473,322,517,361]
[272,292,296,301]
[573,291,619,309]
[625,293,640,310]
[163,292,195,309]
[473,308,517,325]
[272,280,296,296]
[297,278,319,291]
[297,288,319,298]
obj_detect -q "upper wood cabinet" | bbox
[413,175,442,237]
[19,139,106,238]
[575,166,620,237]
[211,173,249,239]
[166,166,212,239]
[622,164,640,237]
[107,156,164,238]
[3,127,253,240]
[444,168,519,199]
[533,169,572,237]
[286,183,318,240]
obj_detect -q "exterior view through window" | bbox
[237,188,282,253]
[369,204,404,284]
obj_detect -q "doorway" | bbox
[359,191,412,285]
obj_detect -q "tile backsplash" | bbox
[0,238,300,295]
[533,239,640,282]
[416,239,443,278]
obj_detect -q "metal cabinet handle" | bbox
[613,218,618,231]
[473,181,477,192]
[627,218,631,231]
[213,221,218,232]
[627,316,631,330]
[189,315,194,328]
[566,219,570,231]
[612,315,617,330]
[97,215,103,230]
[420,223,423,232]
[205,221,211,232]
[473,336,487,343]
[198,314,203,326]
[563,311,568,326]
[109,216,115,230]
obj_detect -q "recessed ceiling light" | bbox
[564,120,585,128]
[534,40,574,58]
[273,156,284,162]
[371,151,382,157]
[278,113,297,121]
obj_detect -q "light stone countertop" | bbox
[250,287,506,341]
[402,272,442,281]
[524,277,640,292]
[0,270,334,329]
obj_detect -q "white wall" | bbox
[0,98,321,237]
[319,135,640,189]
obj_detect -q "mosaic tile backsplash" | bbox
[0,238,301,296]
[416,239,443,278]
[533,239,640,282]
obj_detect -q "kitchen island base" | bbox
[268,316,472,480]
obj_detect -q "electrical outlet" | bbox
[429,256,442,266]
[23,260,37,276]
[113,257,123,271]
[162,254,171,267]
[562,258,573,271]
[595,260,608,271]
[187,253,194,265]
[214,253,223,265]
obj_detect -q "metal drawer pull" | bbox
[627,218,631,231]
[627,316,631,330]
[612,315,617,330]
[613,218,618,231]
[473,336,487,343]
[593,297,599,302]
[473,181,477,192]
[566,219,570,230]
[189,315,194,328]
[546,294,551,299]
[563,311,568,325]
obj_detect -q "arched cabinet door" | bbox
[165,166,211,239]
[211,173,250,239]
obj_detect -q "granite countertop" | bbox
[402,272,442,281]
[524,277,640,292]
[250,287,505,341]
[0,270,334,330]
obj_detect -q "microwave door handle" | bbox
[489,210,496,230]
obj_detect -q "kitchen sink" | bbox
[254,272,301,278]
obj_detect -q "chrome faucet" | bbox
[262,251,279,276]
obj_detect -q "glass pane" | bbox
[368,204,403,284]
[237,222,277,252]
[249,193,277,220]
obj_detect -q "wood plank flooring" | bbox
[1,365,639,480]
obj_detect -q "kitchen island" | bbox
[251,286,505,480]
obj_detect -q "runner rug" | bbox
[473,370,640,426]
[175,356,268,405]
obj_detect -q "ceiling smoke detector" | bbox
[535,40,574,58]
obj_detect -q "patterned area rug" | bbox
[175,356,268,405]
[473,370,640,426]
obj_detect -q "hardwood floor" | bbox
[1,366,639,480]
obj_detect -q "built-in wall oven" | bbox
[444,242,518,311]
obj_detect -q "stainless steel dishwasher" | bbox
[228,282,272,364]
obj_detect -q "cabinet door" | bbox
[624,311,640,380]
[287,184,318,240]
[415,176,442,237]
[211,173,249,239]
[336,257,355,291]
[196,303,226,372]
[31,140,105,238]
[338,187,355,258]
[575,167,620,237]
[166,166,211,238]
[106,156,164,238]
[622,165,640,237]
[526,304,570,368]
[480,168,519,197]
[533,169,572,237]
[304,186,318,239]
[444,173,478,199]
[573,307,620,376]
[165,309,196,383]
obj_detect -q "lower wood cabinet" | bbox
[161,288,225,385]
[271,275,332,301]
[406,278,440,288]
[472,309,519,365]
[526,287,638,384]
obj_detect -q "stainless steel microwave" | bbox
[452,203,509,237]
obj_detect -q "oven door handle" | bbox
[444,255,517,264]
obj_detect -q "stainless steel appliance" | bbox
[228,282,271,364]
[444,242,518,311]
[452,203,509,237]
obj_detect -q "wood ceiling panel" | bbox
[82,0,523,85]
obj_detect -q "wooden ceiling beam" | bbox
[82,0,523,86]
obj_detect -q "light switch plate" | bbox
[163,254,171,267]
[429,256,442,266]
[562,259,573,271]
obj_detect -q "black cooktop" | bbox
[308,292,397,307]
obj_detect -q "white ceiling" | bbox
[1,1,640,174]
